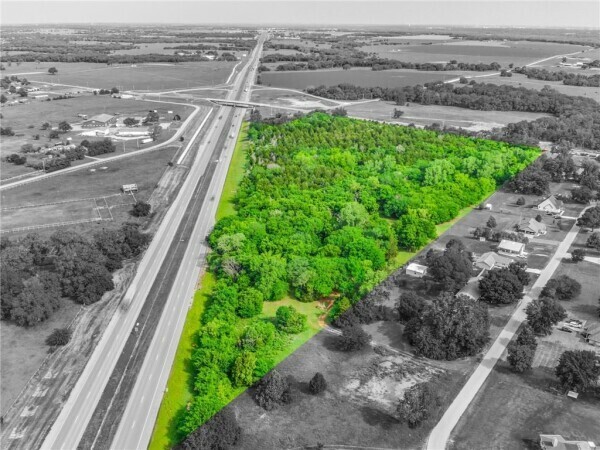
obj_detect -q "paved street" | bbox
[427,208,588,450]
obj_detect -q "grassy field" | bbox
[0,298,80,413]
[474,72,600,100]
[345,101,551,131]
[23,61,236,91]
[259,68,468,90]
[451,365,600,450]
[1,145,178,209]
[1,199,100,231]
[359,40,591,66]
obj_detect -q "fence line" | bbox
[1,194,123,211]
[0,217,112,234]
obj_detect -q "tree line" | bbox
[306,82,600,149]
[513,67,600,87]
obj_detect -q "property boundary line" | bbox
[0,194,123,211]
[0,217,112,234]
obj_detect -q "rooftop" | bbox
[86,113,115,123]
[498,239,525,253]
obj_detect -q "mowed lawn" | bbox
[1,199,100,231]
[24,61,236,91]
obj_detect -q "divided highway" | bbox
[39,33,265,450]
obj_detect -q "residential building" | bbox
[537,195,564,216]
[474,252,514,271]
[539,434,596,450]
[518,218,547,236]
[82,114,118,128]
[497,239,525,257]
[406,263,428,278]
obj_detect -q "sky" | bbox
[1,0,599,28]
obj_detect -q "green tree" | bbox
[274,306,306,334]
[58,121,72,132]
[180,408,241,450]
[396,383,441,428]
[48,67,58,75]
[479,265,525,305]
[586,232,600,250]
[526,297,566,335]
[236,287,263,318]
[123,117,140,127]
[253,370,290,410]
[395,214,437,251]
[507,341,535,373]
[231,351,256,387]
[132,201,151,217]
[486,215,497,228]
[571,248,586,263]
[335,325,371,351]
[577,206,600,231]
[46,328,72,346]
[541,275,581,300]
[555,350,600,392]
[308,372,327,395]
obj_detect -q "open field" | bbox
[0,299,81,413]
[1,198,101,232]
[1,145,178,209]
[251,87,340,109]
[359,40,591,66]
[259,68,469,90]
[450,365,600,450]
[472,72,600,100]
[22,61,236,91]
[229,330,469,450]
[345,101,551,131]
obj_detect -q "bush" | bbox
[516,196,526,206]
[253,370,290,410]
[335,325,371,352]
[396,383,441,428]
[236,288,263,318]
[274,306,306,334]
[46,327,72,346]
[308,372,327,395]
[571,248,586,263]
[131,201,151,217]
[179,408,241,450]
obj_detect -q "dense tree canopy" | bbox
[555,350,600,392]
[404,293,490,360]
[526,297,566,335]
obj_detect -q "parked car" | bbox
[559,327,573,333]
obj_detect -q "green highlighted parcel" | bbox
[152,113,539,447]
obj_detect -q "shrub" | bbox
[132,201,151,217]
[571,248,586,263]
[253,370,290,410]
[335,325,371,352]
[308,372,327,395]
[180,408,241,450]
[45,327,72,346]
[274,306,306,334]
[396,383,441,428]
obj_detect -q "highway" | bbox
[427,207,590,450]
[38,33,265,450]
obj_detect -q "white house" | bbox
[537,195,564,216]
[406,263,428,278]
[540,434,596,450]
[518,218,547,236]
[498,239,525,257]
[474,252,514,271]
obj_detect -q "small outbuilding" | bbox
[457,277,481,301]
[539,434,596,450]
[406,263,428,278]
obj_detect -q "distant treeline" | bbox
[0,52,231,64]
[513,67,600,87]
[306,82,600,149]
[262,52,502,72]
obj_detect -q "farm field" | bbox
[469,72,600,100]
[259,67,469,89]
[359,40,592,66]
[344,101,551,130]
[1,198,101,232]
[1,145,179,209]
[23,61,236,91]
